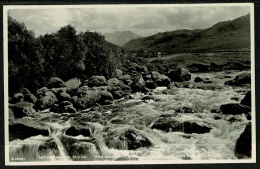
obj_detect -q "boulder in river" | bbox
[220,103,251,115]
[151,118,183,132]
[168,68,191,82]
[183,121,211,134]
[241,91,251,107]
[38,138,60,157]
[194,77,204,82]
[12,93,24,103]
[86,76,106,87]
[107,78,120,88]
[9,102,36,118]
[58,101,77,113]
[65,77,81,90]
[65,122,92,137]
[47,77,66,89]
[235,123,251,158]
[224,72,251,86]
[75,90,102,110]
[118,74,133,86]
[145,80,157,89]
[131,75,146,92]
[34,96,56,111]
[151,71,171,87]
[106,127,152,150]
[9,118,49,141]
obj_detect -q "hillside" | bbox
[123,13,250,52]
[104,30,141,46]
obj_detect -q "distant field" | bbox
[146,52,251,68]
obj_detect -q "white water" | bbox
[9,71,251,161]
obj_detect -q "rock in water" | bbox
[75,90,102,109]
[168,68,191,82]
[106,128,152,150]
[65,122,92,137]
[131,75,146,92]
[183,121,211,134]
[86,76,106,87]
[224,72,251,86]
[12,93,24,103]
[38,138,60,157]
[220,103,251,115]
[194,77,204,82]
[151,71,171,87]
[9,102,36,118]
[241,91,251,107]
[47,77,66,89]
[151,118,183,132]
[235,123,251,158]
[34,96,56,111]
[9,119,49,141]
[107,78,120,87]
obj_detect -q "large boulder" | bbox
[183,121,211,134]
[151,71,171,87]
[65,78,81,90]
[9,118,49,141]
[241,91,251,107]
[34,96,56,111]
[65,122,92,137]
[12,93,24,103]
[107,78,120,88]
[38,138,60,157]
[118,74,133,86]
[47,77,66,89]
[220,103,251,115]
[225,72,251,86]
[145,80,157,89]
[58,92,71,102]
[194,77,204,82]
[86,76,106,87]
[131,75,146,92]
[75,90,102,110]
[106,128,152,150]
[24,94,37,104]
[99,91,114,105]
[151,117,183,132]
[235,123,251,158]
[58,101,77,113]
[168,68,191,82]
[9,102,36,118]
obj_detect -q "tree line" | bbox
[8,15,124,95]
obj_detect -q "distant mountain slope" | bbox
[123,13,250,52]
[104,31,141,46]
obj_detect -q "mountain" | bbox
[123,13,250,52]
[104,31,141,46]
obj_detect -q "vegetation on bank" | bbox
[8,15,124,95]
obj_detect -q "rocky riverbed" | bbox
[8,67,252,162]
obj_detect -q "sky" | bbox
[8,5,250,37]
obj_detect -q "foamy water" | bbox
[9,71,251,162]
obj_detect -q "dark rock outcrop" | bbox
[12,93,24,103]
[241,91,251,107]
[220,103,251,115]
[183,121,211,134]
[168,68,191,82]
[75,90,102,109]
[65,123,92,137]
[47,77,66,89]
[9,102,36,118]
[194,77,204,82]
[86,76,106,87]
[131,75,146,92]
[235,123,251,158]
[151,118,183,132]
[225,72,251,86]
[151,71,171,87]
[9,119,49,141]
[34,96,56,111]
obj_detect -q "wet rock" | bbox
[220,103,251,115]
[194,77,204,82]
[228,117,241,123]
[58,92,71,102]
[145,80,157,89]
[183,121,211,134]
[58,101,77,113]
[9,118,49,141]
[168,68,191,82]
[24,94,37,104]
[106,128,152,150]
[47,77,66,89]
[38,138,60,157]
[44,91,58,102]
[99,91,114,105]
[119,83,132,94]
[111,89,124,99]
[118,74,133,86]
[86,76,106,87]
[65,123,92,137]
[203,80,213,84]
[12,93,24,103]
[9,102,36,118]
[151,71,171,87]
[235,123,251,158]
[187,63,212,72]
[34,96,56,111]
[225,72,251,86]
[107,78,120,87]
[152,118,183,132]
[131,75,146,92]
[141,95,156,101]
[241,91,251,107]
[65,77,81,90]
[176,107,195,113]
[75,90,101,109]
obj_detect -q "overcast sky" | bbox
[8,5,250,37]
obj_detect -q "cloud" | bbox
[8,5,250,37]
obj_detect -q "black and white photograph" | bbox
[4,4,255,165]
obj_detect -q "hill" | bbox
[123,13,250,52]
[104,30,141,46]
